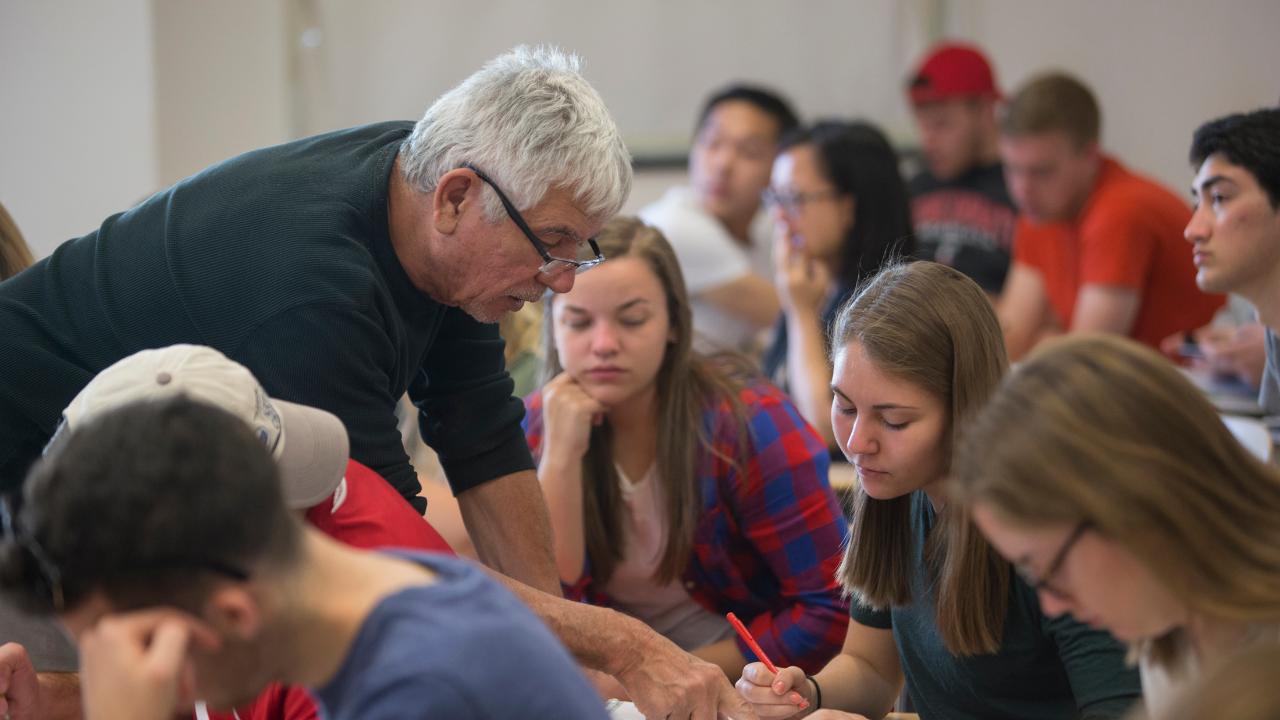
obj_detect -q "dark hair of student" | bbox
[833,261,1010,655]
[0,397,301,614]
[695,84,800,142]
[1190,107,1280,208]
[778,121,916,288]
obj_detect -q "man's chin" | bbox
[460,300,511,325]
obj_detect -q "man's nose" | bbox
[541,269,575,295]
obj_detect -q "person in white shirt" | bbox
[640,85,798,352]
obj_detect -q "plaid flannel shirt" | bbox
[523,379,849,673]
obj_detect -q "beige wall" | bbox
[153,0,290,189]
[0,0,157,260]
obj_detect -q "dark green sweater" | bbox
[0,122,534,511]
[851,491,1141,720]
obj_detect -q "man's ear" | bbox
[202,586,263,640]
[433,169,480,236]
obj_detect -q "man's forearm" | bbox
[37,672,81,720]
[456,469,562,595]
[489,572,644,675]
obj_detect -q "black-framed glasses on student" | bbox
[1,495,251,613]
[761,187,841,215]
[1014,520,1091,600]
[462,165,605,276]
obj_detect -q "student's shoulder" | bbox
[1087,158,1190,223]
[638,186,729,243]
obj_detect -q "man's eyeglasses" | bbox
[462,166,604,276]
[1,495,250,613]
[761,187,841,215]
[1014,519,1091,600]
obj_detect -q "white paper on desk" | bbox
[604,699,647,720]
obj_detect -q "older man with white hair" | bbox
[0,46,757,720]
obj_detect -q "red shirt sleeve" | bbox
[1077,194,1158,290]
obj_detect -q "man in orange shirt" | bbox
[998,73,1224,360]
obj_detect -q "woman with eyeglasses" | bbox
[523,216,850,684]
[955,333,1280,717]
[761,121,914,450]
[737,262,1140,720]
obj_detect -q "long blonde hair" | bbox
[1158,645,1280,720]
[833,261,1011,655]
[955,334,1280,668]
[539,216,753,585]
[0,201,35,281]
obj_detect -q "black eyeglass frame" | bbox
[1015,519,1092,599]
[761,187,842,215]
[1,495,250,613]
[462,165,604,276]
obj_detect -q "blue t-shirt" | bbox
[315,552,608,720]
[850,491,1140,720]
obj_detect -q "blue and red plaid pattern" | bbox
[523,378,849,674]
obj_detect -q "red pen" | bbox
[727,612,778,673]
[727,613,808,709]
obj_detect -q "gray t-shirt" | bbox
[1259,328,1280,415]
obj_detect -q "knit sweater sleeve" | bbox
[409,307,535,496]
[234,303,425,512]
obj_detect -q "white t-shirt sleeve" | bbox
[639,186,752,294]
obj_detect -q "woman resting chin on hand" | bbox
[525,217,850,686]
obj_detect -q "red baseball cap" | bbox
[908,43,1001,105]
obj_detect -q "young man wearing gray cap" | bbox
[1,394,610,720]
[3,343,460,720]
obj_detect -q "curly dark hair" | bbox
[1190,107,1280,208]
[0,396,301,614]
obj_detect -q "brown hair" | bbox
[1000,72,1101,148]
[832,261,1011,655]
[1158,645,1280,720]
[539,216,754,585]
[0,201,35,281]
[955,334,1280,669]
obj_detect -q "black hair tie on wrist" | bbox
[805,674,822,710]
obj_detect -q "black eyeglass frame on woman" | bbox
[461,165,605,276]
[1014,519,1092,600]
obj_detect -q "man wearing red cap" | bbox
[906,42,1017,302]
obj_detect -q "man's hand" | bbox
[612,627,760,720]
[78,610,217,720]
[0,643,39,720]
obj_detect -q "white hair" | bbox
[401,45,632,225]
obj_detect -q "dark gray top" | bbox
[850,491,1141,720]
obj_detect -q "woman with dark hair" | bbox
[761,121,915,448]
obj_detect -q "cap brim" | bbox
[272,400,350,509]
